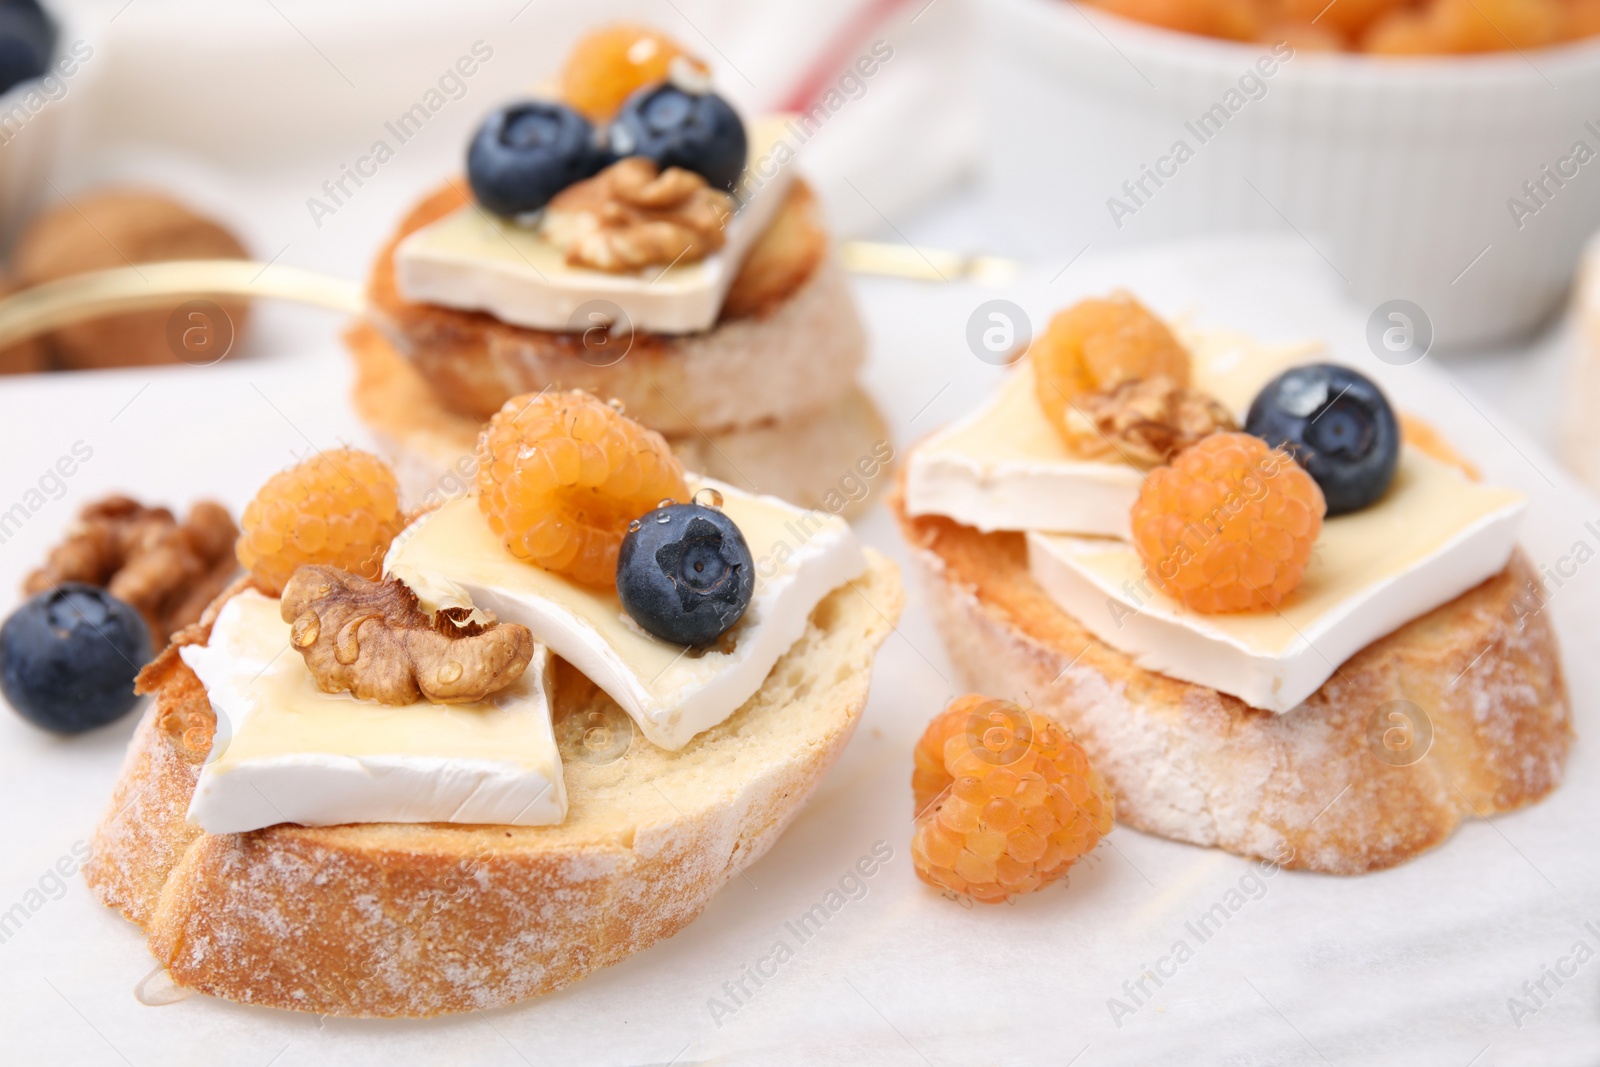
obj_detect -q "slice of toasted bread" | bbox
[83,553,902,1017]
[346,322,893,517]
[894,494,1570,875]
[366,180,866,434]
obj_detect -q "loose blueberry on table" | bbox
[609,83,748,193]
[467,100,611,218]
[618,499,755,647]
[0,584,151,734]
[1245,363,1400,516]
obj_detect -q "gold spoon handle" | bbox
[0,260,365,351]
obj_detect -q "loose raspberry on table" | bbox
[237,448,403,597]
[1131,431,1325,614]
[560,23,708,123]
[1032,294,1192,451]
[476,390,687,589]
[912,695,1114,904]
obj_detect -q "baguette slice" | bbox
[894,494,1570,875]
[84,553,902,1017]
[367,180,867,435]
[347,322,894,518]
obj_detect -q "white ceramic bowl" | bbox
[0,2,99,249]
[979,0,1600,348]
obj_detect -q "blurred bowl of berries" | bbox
[979,0,1600,348]
[0,0,97,247]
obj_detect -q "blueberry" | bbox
[466,100,610,218]
[1244,363,1400,516]
[1,584,151,734]
[609,84,747,193]
[617,502,755,646]
[0,1,53,98]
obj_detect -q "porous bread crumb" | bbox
[897,496,1570,875]
[83,553,902,1017]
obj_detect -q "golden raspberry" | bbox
[560,23,708,123]
[1432,0,1563,50]
[476,390,687,588]
[1255,20,1345,51]
[1032,295,1191,450]
[1272,0,1404,40]
[1361,10,1441,52]
[237,448,402,597]
[1090,0,1262,41]
[1131,432,1325,614]
[1567,0,1600,41]
[911,695,1114,904]
[1365,0,1562,52]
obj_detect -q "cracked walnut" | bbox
[541,157,733,272]
[1062,376,1237,467]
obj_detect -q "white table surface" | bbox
[0,182,1596,1066]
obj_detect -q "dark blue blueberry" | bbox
[1245,363,1400,516]
[466,100,609,218]
[609,84,747,193]
[617,502,754,647]
[0,1,53,97]
[1,584,151,734]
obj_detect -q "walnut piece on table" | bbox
[281,565,535,706]
[23,495,239,642]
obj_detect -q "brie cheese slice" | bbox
[1027,449,1527,712]
[183,591,565,834]
[395,117,800,335]
[905,331,1317,538]
[385,479,867,750]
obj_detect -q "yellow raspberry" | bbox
[236,448,402,597]
[1365,0,1561,52]
[1032,294,1191,450]
[911,695,1114,904]
[476,390,687,589]
[1090,0,1262,40]
[1272,0,1405,40]
[1131,432,1325,614]
[559,23,708,123]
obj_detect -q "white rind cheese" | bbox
[906,373,1142,537]
[183,591,565,834]
[385,478,867,750]
[1027,449,1526,712]
[907,322,1532,714]
[905,333,1316,538]
[394,117,800,335]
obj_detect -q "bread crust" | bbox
[84,554,903,1016]
[894,495,1571,874]
[366,180,864,433]
[345,322,894,517]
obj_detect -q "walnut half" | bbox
[541,157,734,273]
[280,565,534,706]
[24,495,239,642]
[1064,376,1237,467]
